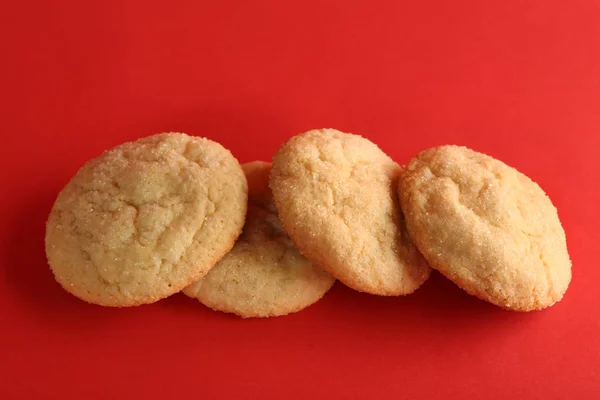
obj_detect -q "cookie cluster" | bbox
[45,129,572,317]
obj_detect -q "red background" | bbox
[1,1,599,398]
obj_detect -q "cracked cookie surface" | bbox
[269,129,431,296]
[399,145,572,311]
[184,161,335,318]
[45,132,248,306]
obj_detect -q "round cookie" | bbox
[45,132,248,307]
[269,129,431,296]
[184,162,335,318]
[399,145,572,311]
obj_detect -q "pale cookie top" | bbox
[399,145,572,311]
[45,132,248,307]
[184,161,335,318]
[269,129,431,296]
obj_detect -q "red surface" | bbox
[1,1,599,398]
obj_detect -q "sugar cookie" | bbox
[399,145,572,311]
[45,132,248,306]
[270,129,431,296]
[184,161,335,318]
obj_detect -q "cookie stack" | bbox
[45,129,572,317]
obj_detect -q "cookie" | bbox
[269,129,431,296]
[183,162,335,318]
[45,132,248,307]
[399,145,572,311]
